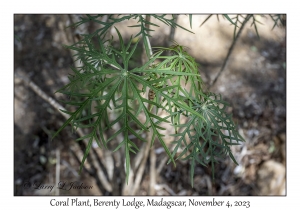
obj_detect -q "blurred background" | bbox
[14,14,286,196]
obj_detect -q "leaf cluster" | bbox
[55,15,245,186]
[68,15,193,59]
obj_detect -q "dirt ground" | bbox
[14,14,286,196]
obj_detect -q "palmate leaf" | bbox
[54,29,183,180]
[145,44,205,130]
[153,43,203,95]
[171,93,244,186]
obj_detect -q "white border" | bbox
[5,1,297,209]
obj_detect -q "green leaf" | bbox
[189,14,193,29]
[223,14,238,27]
[79,136,93,173]
[229,152,239,165]
[52,74,118,140]
[107,127,126,142]
[128,79,175,165]
[113,140,125,152]
[200,14,213,27]
[143,35,151,59]
[52,98,91,140]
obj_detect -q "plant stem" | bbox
[144,14,157,196]
[168,15,178,46]
[208,15,251,90]
[141,15,152,64]
[131,14,157,195]
[145,15,153,56]
[149,146,156,195]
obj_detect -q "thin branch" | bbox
[61,159,80,177]
[55,149,60,195]
[105,100,131,194]
[208,15,251,90]
[167,15,178,56]
[168,15,178,46]
[144,14,157,196]
[131,139,151,195]
[75,141,110,194]
[88,147,113,192]
[149,146,156,195]
[67,15,77,45]
[122,165,134,195]
[67,148,90,176]
[157,155,169,175]
[15,72,112,194]
[16,73,70,120]
[130,14,157,195]
[141,15,152,64]
[145,15,152,55]
[133,143,147,170]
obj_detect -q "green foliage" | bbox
[170,93,243,186]
[269,14,286,30]
[68,15,192,59]
[54,14,246,186]
[200,14,238,28]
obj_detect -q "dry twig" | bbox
[15,71,112,194]
[208,15,251,89]
[55,149,60,195]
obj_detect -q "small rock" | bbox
[233,165,245,176]
[257,160,285,195]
